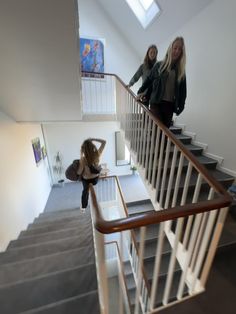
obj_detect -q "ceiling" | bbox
[97,0,213,58]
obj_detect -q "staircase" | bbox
[0,208,99,314]
[121,120,235,311]
[123,194,236,312]
[169,125,234,191]
[124,119,236,312]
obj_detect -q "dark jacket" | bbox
[137,61,187,115]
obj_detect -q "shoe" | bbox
[81,208,86,213]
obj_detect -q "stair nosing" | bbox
[20,289,99,314]
[17,225,86,240]
[0,262,96,289]
[0,246,87,270]
[6,233,92,251]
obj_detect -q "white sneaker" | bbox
[81,207,86,213]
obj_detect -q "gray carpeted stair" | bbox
[21,290,100,314]
[169,126,234,189]
[0,209,99,314]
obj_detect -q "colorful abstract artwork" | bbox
[80,38,104,77]
[32,138,42,165]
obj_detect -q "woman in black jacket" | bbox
[137,37,187,128]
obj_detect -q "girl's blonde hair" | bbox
[81,139,99,166]
[160,37,186,82]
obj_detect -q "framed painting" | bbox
[80,37,104,78]
[32,138,42,165]
[41,146,47,159]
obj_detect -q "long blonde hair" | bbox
[81,139,99,166]
[160,37,186,82]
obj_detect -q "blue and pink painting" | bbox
[80,38,104,77]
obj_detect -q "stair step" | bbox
[40,207,81,218]
[28,213,88,229]
[0,264,97,314]
[0,246,95,287]
[143,252,181,280]
[208,169,234,188]
[140,237,171,259]
[21,219,83,236]
[127,201,155,216]
[153,270,188,306]
[38,209,84,221]
[168,155,218,171]
[128,270,188,307]
[134,223,160,241]
[0,235,93,266]
[124,250,179,280]
[178,144,203,155]
[153,168,234,196]
[21,290,100,314]
[174,134,192,144]
[8,224,92,249]
[169,126,182,134]
[34,211,83,224]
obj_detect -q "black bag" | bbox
[89,164,102,175]
[65,159,81,181]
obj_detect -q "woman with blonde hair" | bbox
[137,37,187,127]
[77,138,106,211]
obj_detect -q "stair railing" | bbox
[82,71,232,313]
[90,176,151,313]
[89,177,231,313]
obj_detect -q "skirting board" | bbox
[217,165,236,179]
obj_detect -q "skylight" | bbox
[139,0,153,11]
[125,0,161,29]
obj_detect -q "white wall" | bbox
[78,0,141,86]
[0,112,51,251]
[0,0,81,122]
[43,121,132,184]
[158,0,236,174]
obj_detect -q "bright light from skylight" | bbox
[125,0,161,29]
[139,0,153,11]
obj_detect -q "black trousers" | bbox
[81,177,99,208]
[150,100,174,128]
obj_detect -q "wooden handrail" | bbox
[90,177,231,234]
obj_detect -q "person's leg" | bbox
[149,102,174,161]
[81,177,99,210]
[81,179,89,209]
[149,104,163,123]
[159,101,174,128]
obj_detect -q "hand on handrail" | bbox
[137,93,147,103]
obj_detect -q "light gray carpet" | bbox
[44,175,150,213]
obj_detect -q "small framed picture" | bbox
[32,138,42,165]
[42,146,47,159]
